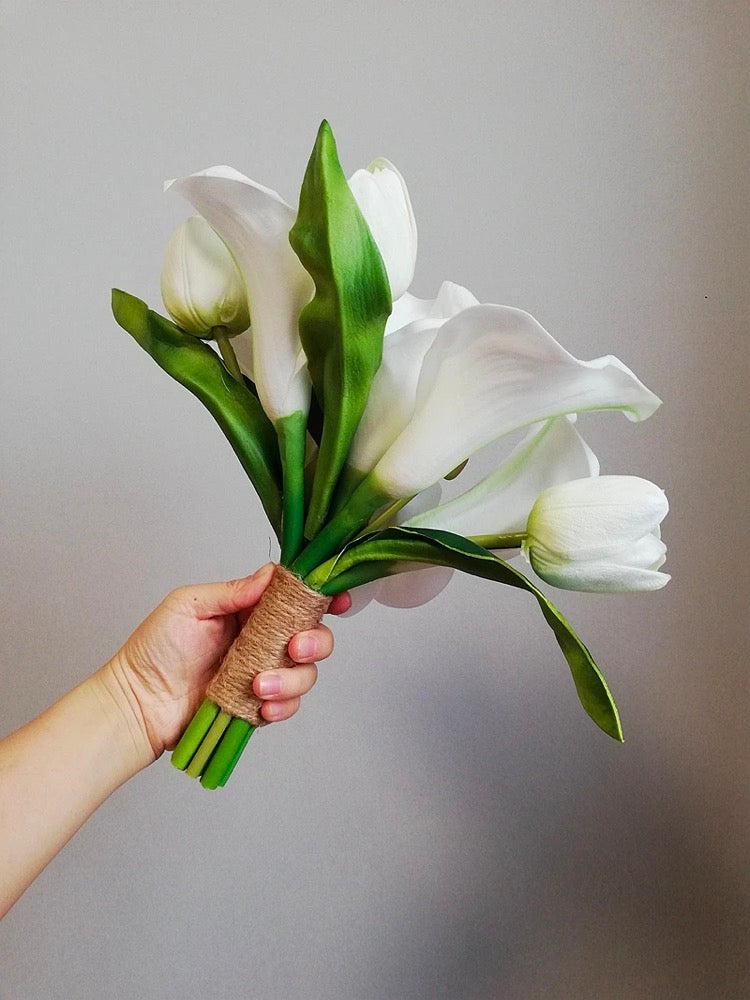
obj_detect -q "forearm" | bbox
[0,665,154,918]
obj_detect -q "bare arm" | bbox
[0,564,349,917]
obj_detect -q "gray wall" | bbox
[2,2,748,998]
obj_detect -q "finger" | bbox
[328,591,352,615]
[173,563,276,620]
[254,663,318,700]
[260,696,301,723]
[288,625,334,663]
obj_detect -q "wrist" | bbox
[93,659,158,773]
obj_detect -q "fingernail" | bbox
[295,634,316,659]
[257,673,281,696]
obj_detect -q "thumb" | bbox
[174,563,276,620]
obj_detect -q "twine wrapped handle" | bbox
[206,565,331,726]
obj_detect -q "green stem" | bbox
[171,698,220,770]
[360,495,416,536]
[213,326,244,383]
[292,475,390,579]
[185,710,232,778]
[277,411,308,565]
[468,532,526,550]
[200,718,255,789]
[218,725,255,786]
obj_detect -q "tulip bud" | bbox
[523,476,670,592]
[348,158,417,301]
[160,216,250,338]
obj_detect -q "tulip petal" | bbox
[160,217,250,337]
[166,166,314,422]
[405,416,599,536]
[372,305,662,497]
[348,158,417,301]
[529,554,670,593]
[527,476,669,560]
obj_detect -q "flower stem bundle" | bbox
[113,120,669,788]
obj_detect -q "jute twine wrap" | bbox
[206,565,331,726]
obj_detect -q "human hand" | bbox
[101,563,350,762]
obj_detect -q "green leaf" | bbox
[314,526,623,742]
[112,289,282,532]
[289,120,392,538]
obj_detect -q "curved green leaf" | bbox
[313,526,623,742]
[112,289,282,533]
[289,120,392,539]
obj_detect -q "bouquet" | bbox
[112,121,669,789]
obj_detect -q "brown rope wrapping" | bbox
[206,565,331,726]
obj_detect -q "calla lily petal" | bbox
[404,416,599,537]
[385,280,478,335]
[348,158,417,301]
[347,319,440,475]
[348,283,480,476]
[166,166,314,422]
[372,305,662,497]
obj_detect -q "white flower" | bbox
[164,167,313,423]
[348,158,417,301]
[405,415,599,537]
[160,216,250,338]
[522,475,670,592]
[368,304,662,499]
[165,157,418,424]
[346,281,479,477]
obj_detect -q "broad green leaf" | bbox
[312,525,623,742]
[289,120,392,538]
[112,289,282,532]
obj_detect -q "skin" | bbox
[0,563,350,918]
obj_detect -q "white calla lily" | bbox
[347,281,479,476]
[348,158,417,301]
[371,304,662,498]
[165,166,314,423]
[523,475,670,592]
[385,279,479,335]
[168,157,419,422]
[404,416,599,538]
[160,217,250,338]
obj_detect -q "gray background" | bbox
[1,1,748,998]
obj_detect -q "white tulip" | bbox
[167,156,419,423]
[522,475,670,592]
[160,216,250,338]
[405,415,599,537]
[370,304,662,499]
[348,158,417,301]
